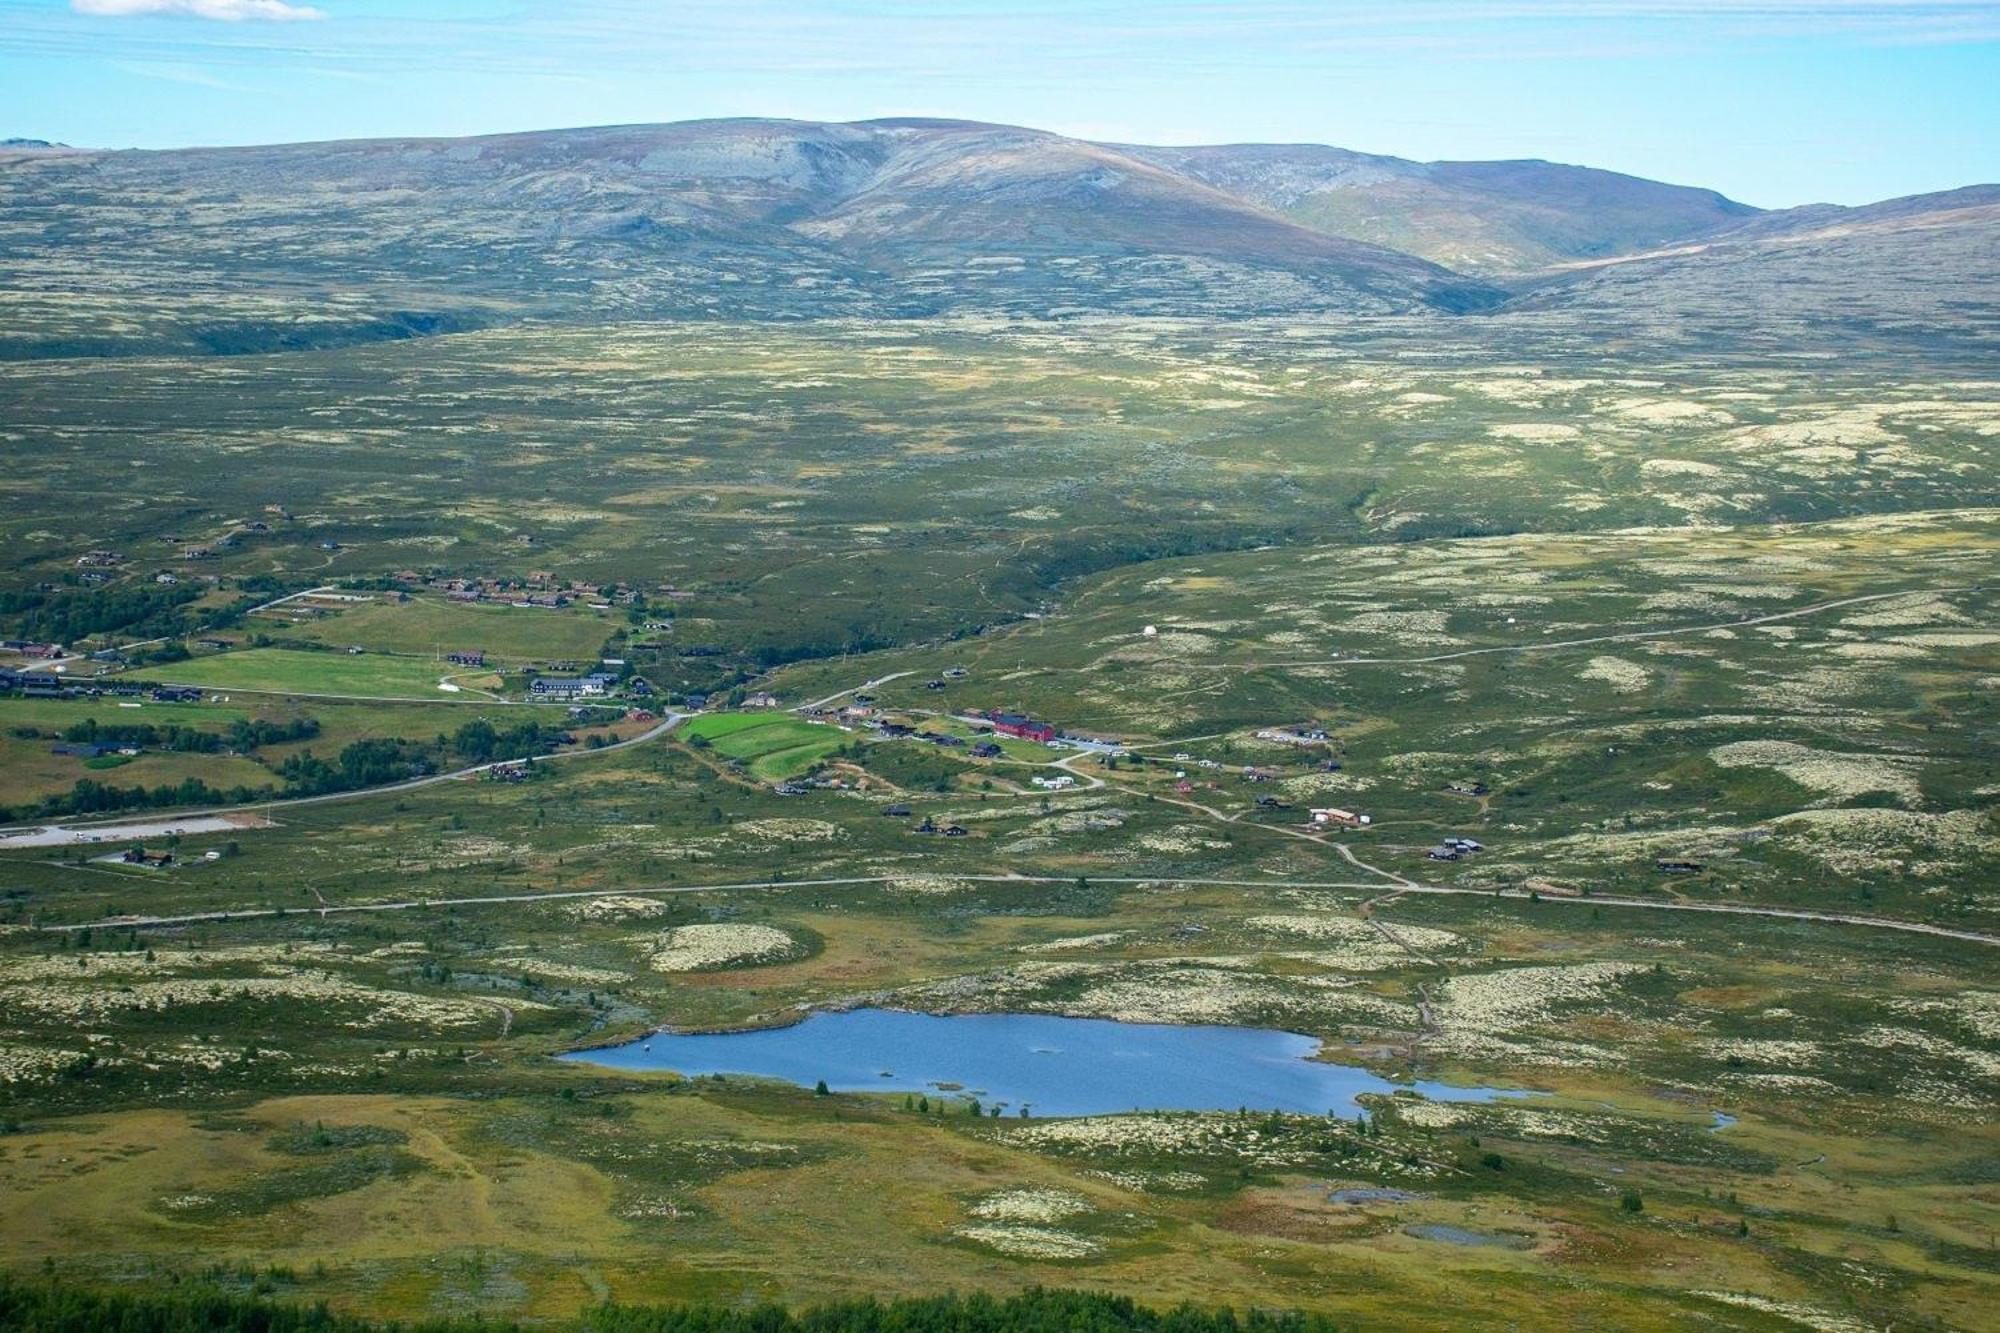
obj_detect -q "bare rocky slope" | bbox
[1503,185,2000,358]
[1122,141,1760,273]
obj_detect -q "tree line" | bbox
[50,716,321,754]
[0,582,204,645]
[268,717,574,796]
[0,717,575,821]
[0,1278,1349,1333]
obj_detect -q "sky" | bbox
[1,1,1996,207]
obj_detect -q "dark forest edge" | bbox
[0,718,577,824]
[0,1277,1347,1332]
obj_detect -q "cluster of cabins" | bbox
[133,515,287,572]
[880,806,969,837]
[392,570,642,611]
[51,741,141,760]
[706,699,1531,872]
[530,672,617,700]
[866,718,971,749]
[1254,725,1330,747]
[984,711,1058,743]
[0,670,199,704]
[529,666,652,701]
[1427,836,1485,862]
[0,669,67,697]
[808,701,1068,758]
[772,775,853,797]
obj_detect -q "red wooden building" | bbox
[990,712,1057,742]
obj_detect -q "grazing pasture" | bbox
[682,713,849,781]
[155,648,503,699]
[276,595,619,665]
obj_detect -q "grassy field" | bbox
[683,713,850,781]
[0,744,275,809]
[154,648,505,699]
[0,690,560,813]
[275,595,618,666]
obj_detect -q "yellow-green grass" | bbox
[0,1085,1984,1330]
[144,648,503,700]
[0,696,265,730]
[0,741,274,806]
[279,596,617,665]
[0,798,1994,1330]
[0,694,523,808]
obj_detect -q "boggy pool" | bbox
[564,1008,1527,1118]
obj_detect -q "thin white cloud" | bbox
[111,58,252,89]
[73,0,325,21]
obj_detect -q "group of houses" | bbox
[529,670,620,700]
[857,716,969,750]
[0,670,194,703]
[51,741,142,760]
[391,570,643,610]
[981,711,1058,743]
[1254,724,1330,747]
[894,811,969,837]
[771,774,852,797]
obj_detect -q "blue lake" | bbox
[563,1008,1527,1117]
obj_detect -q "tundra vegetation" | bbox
[0,136,1995,1331]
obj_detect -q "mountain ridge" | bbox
[1,116,1992,358]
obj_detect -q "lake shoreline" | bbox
[559,1006,1534,1118]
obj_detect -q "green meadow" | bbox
[275,595,618,665]
[683,713,849,781]
[155,647,504,699]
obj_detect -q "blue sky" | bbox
[2,1,1996,206]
